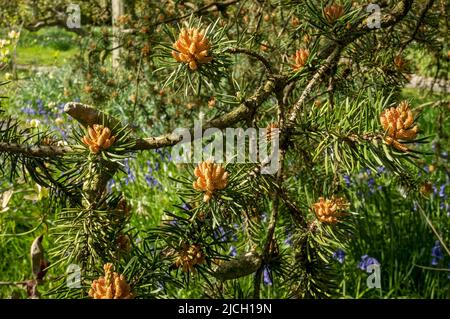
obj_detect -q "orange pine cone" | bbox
[83,85,93,94]
[141,44,151,56]
[193,161,228,202]
[380,101,418,152]
[394,55,407,71]
[174,244,205,273]
[172,27,213,71]
[312,196,349,224]
[291,16,300,27]
[81,124,116,154]
[323,4,344,24]
[89,263,133,299]
[420,181,433,197]
[208,96,216,109]
[292,49,309,71]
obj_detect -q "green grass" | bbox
[401,87,447,105]
[15,46,77,67]
[3,27,79,67]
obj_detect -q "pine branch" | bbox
[288,46,342,124]
[111,0,241,44]
[253,82,287,299]
[150,0,241,28]
[1,77,277,158]
[0,281,29,286]
[64,102,122,129]
[24,7,88,36]
[399,0,436,51]
[288,0,415,126]
[225,47,275,74]
[132,78,277,150]
[0,142,71,157]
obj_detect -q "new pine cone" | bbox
[193,161,228,202]
[292,49,309,71]
[172,27,213,71]
[323,4,344,24]
[380,101,418,152]
[175,244,205,273]
[312,196,349,224]
[82,124,116,154]
[89,263,133,299]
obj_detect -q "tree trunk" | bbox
[111,0,123,69]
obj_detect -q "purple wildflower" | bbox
[214,227,227,242]
[376,166,385,175]
[263,266,272,286]
[123,158,136,184]
[21,106,36,115]
[431,240,443,266]
[343,174,351,187]
[169,217,178,226]
[358,255,380,272]
[332,249,345,264]
[106,178,116,193]
[56,126,67,140]
[145,173,159,187]
[284,229,293,246]
[368,177,376,193]
[438,184,446,198]
[433,184,438,195]
[36,99,46,115]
